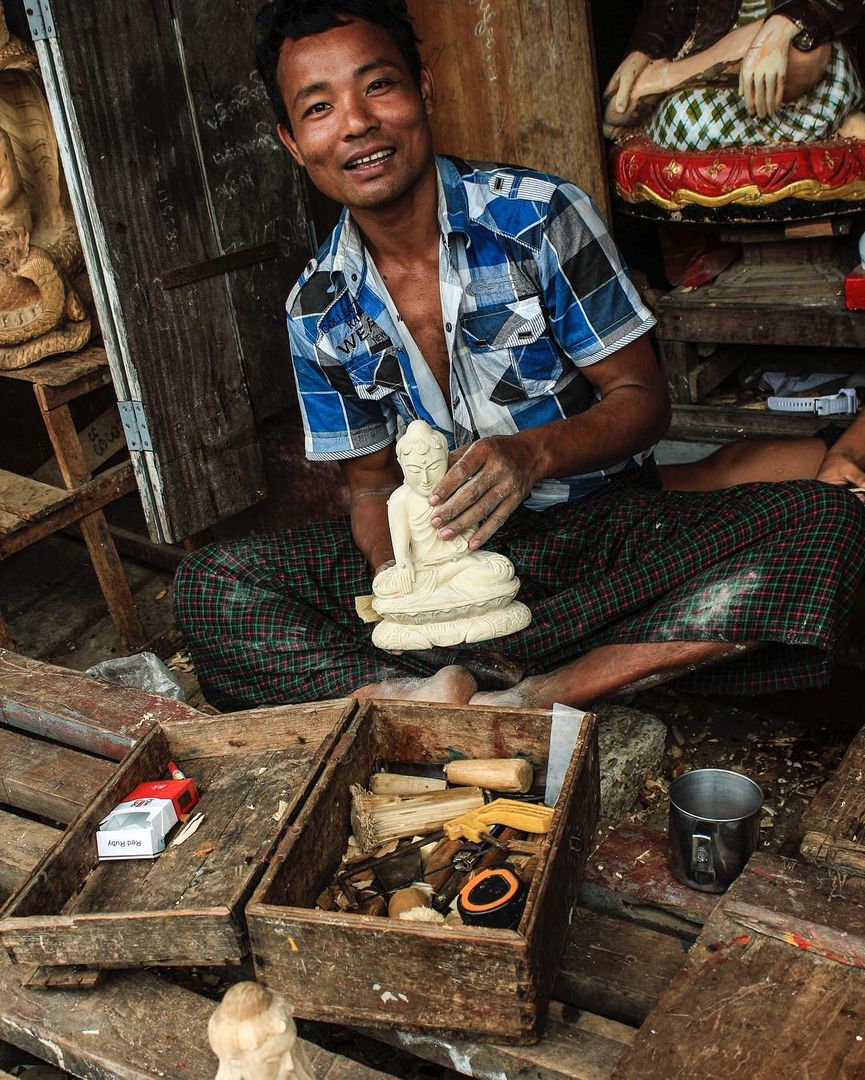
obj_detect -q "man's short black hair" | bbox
[256,0,422,132]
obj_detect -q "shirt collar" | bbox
[329,155,471,286]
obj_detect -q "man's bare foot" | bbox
[470,674,550,708]
[352,664,478,704]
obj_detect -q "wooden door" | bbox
[407,0,610,219]
[31,0,311,542]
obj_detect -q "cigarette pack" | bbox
[96,796,178,860]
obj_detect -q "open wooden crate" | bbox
[246,700,599,1044]
[0,701,353,973]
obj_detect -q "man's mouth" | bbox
[345,149,395,171]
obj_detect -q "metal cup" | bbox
[668,769,763,893]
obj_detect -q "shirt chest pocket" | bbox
[341,348,406,402]
[460,295,563,403]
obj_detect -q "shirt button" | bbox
[351,273,358,282]
[446,322,453,332]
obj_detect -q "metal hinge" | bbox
[117,401,154,452]
[25,0,56,40]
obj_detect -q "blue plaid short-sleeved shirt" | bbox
[286,155,656,509]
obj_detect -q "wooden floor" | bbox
[1,650,864,1078]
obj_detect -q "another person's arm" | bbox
[816,413,865,495]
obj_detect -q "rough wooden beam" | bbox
[0,649,202,760]
[0,728,113,823]
[0,809,61,897]
[359,1002,634,1079]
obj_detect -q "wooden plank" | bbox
[668,404,839,443]
[656,340,695,405]
[170,0,311,423]
[0,727,113,823]
[0,649,202,759]
[407,0,611,219]
[42,2,279,542]
[0,947,395,1080]
[579,824,718,940]
[0,471,70,523]
[655,290,865,348]
[614,854,865,1079]
[0,809,61,898]
[0,461,136,559]
[687,348,742,403]
[361,1002,634,1080]
[32,404,126,488]
[554,907,689,1026]
[0,346,109,389]
[801,722,865,875]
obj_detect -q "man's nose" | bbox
[343,95,379,138]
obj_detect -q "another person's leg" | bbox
[660,437,827,491]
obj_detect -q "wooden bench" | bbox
[0,349,143,651]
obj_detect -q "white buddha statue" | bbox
[371,420,531,651]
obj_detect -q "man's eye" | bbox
[367,79,393,93]
[304,101,330,117]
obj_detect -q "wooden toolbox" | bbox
[0,701,353,971]
[246,699,599,1044]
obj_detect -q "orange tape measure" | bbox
[457,867,527,929]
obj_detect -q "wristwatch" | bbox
[786,13,815,51]
[767,388,858,416]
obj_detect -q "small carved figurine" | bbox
[604,0,865,149]
[0,1,90,368]
[371,420,531,650]
[208,982,314,1080]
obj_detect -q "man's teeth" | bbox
[350,150,393,167]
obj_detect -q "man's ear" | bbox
[277,122,304,168]
[419,64,436,116]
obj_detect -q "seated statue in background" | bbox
[604,0,865,150]
[371,420,531,651]
[208,982,314,1080]
[0,1,90,368]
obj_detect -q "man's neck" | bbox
[351,163,441,268]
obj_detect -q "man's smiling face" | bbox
[276,19,435,213]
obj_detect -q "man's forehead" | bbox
[276,19,408,92]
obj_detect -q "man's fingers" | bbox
[754,73,768,118]
[437,485,508,540]
[467,497,519,548]
[430,445,482,506]
[615,71,634,113]
[763,72,776,117]
[432,473,497,531]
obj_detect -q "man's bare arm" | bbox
[430,334,670,546]
[339,445,403,572]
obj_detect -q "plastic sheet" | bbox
[86,650,186,701]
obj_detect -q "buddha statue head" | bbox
[395,420,449,496]
[208,982,313,1080]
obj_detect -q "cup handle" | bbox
[691,832,715,883]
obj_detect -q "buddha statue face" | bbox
[396,420,449,496]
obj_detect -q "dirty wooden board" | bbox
[248,701,599,1043]
[579,823,718,940]
[0,809,61,899]
[554,907,689,1025]
[362,1002,634,1080]
[614,853,865,1078]
[0,947,395,1080]
[0,471,70,524]
[0,648,200,758]
[801,721,865,876]
[0,727,114,823]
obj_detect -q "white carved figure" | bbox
[371,420,531,650]
[208,982,314,1080]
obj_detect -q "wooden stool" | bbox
[0,347,145,651]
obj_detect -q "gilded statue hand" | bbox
[738,14,800,118]
[604,50,651,116]
[428,434,542,548]
[816,447,865,504]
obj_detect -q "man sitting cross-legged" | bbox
[175,0,865,711]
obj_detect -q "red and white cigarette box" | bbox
[96,795,178,860]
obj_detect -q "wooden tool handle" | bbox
[444,758,533,793]
[422,837,464,892]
